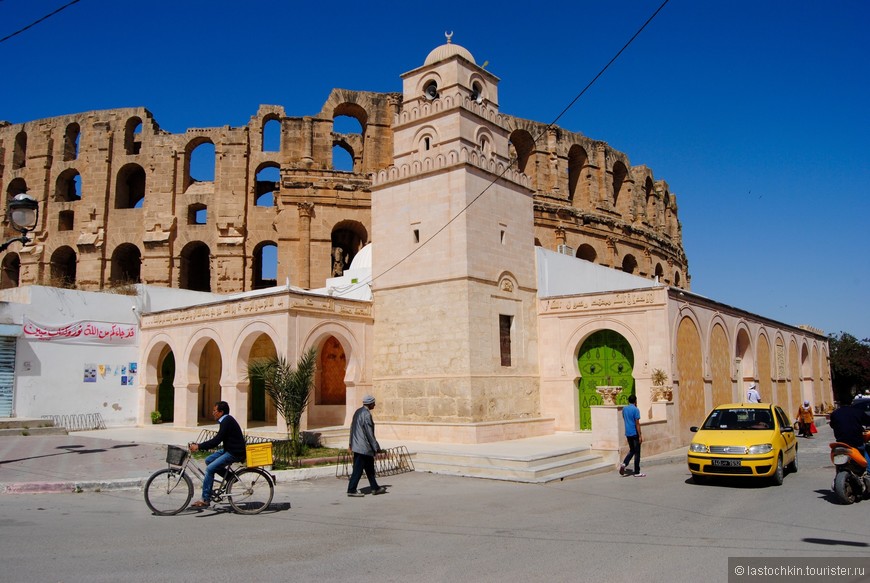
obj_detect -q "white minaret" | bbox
[370,36,547,443]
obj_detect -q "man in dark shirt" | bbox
[830,402,870,468]
[189,401,246,507]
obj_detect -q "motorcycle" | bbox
[829,430,870,504]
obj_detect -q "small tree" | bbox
[247,346,317,464]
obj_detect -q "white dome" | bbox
[349,243,372,270]
[424,33,475,66]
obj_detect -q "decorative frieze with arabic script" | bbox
[541,291,660,313]
[142,293,372,328]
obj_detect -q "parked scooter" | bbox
[829,430,870,504]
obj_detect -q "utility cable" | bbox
[0,0,82,45]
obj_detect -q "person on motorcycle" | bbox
[829,402,870,469]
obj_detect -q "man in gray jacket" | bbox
[347,395,387,497]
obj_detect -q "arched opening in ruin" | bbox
[63,123,81,161]
[186,139,216,189]
[110,243,142,285]
[5,178,28,239]
[188,203,207,225]
[252,241,277,289]
[333,103,366,172]
[1,253,20,289]
[674,271,682,288]
[621,254,638,274]
[508,129,535,176]
[567,144,588,205]
[179,241,211,292]
[50,246,77,288]
[125,117,142,155]
[197,339,222,422]
[576,244,596,263]
[654,263,664,282]
[55,169,82,202]
[612,161,628,207]
[330,220,368,277]
[262,116,281,152]
[157,346,175,423]
[254,164,279,207]
[332,141,354,172]
[115,163,146,209]
[13,131,27,169]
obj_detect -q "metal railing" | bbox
[335,446,415,479]
[41,413,106,432]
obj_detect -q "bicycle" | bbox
[144,444,274,515]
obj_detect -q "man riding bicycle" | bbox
[188,401,246,508]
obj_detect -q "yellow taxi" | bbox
[687,402,798,485]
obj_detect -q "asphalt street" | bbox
[1,423,867,583]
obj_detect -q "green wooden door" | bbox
[577,330,635,430]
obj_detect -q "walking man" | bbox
[746,383,762,403]
[619,394,645,477]
[347,395,387,497]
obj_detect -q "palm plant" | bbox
[247,346,317,464]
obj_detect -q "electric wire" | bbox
[333,0,670,297]
[0,0,82,45]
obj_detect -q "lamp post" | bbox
[0,193,39,253]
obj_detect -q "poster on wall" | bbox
[84,364,97,383]
[23,317,137,345]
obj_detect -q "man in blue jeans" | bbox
[619,394,646,477]
[188,401,246,507]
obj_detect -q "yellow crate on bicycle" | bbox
[245,442,273,467]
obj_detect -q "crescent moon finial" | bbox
[445,31,453,44]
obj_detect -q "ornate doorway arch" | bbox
[577,330,635,430]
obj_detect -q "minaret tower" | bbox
[370,35,549,443]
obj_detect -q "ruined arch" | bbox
[577,244,596,263]
[55,168,82,202]
[252,241,277,289]
[508,129,536,176]
[115,163,146,209]
[331,220,368,276]
[13,131,27,169]
[567,144,588,205]
[621,254,638,274]
[262,114,281,152]
[1,253,20,289]
[612,160,628,207]
[50,245,77,288]
[179,241,211,292]
[63,122,80,161]
[185,137,216,190]
[124,117,142,155]
[254,163,279,207]
[110,243,142,285]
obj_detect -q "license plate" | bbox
[712,459,742,467]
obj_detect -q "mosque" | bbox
[0,38,831,459]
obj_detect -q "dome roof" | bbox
[349,243,372,270]
[424,33,475,66]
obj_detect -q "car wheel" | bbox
[771,455,784,486]
[786,447,798,473]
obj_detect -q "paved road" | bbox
[2,424,867,583]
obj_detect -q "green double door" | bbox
[577,330,635,430]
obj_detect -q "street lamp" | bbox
[0,193,39,252]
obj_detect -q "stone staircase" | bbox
[411,442,615,483]
[0,418,69,437]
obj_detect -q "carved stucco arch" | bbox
[180,327,227,388]
[230,320,285,382]
[734,322,755,381]
[302,321,365,387]
[704,313,732,378]
[564,318,645,379]
[143,333,181,389]
[671,304,707,384]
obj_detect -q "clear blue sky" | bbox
[2,0,867,338]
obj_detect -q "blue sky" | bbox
[2,0,867,338]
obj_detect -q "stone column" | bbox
[175,383,200,428]
[302,117,314,167]
[139,383,159,425]
[297,202,314,289]
[227,381,249,430]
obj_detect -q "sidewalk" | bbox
[0,424,689,494]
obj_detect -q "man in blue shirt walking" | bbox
[619,394,646,477]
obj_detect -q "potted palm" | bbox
[650,368,672,402]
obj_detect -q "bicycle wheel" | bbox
[227,468,274,514]
[144,468,193,515]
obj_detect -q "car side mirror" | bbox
[782,426,794,433]
[690,426,699,433]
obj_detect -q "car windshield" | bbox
[702,408,773,430]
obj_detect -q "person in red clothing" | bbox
[188,401,246,507]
